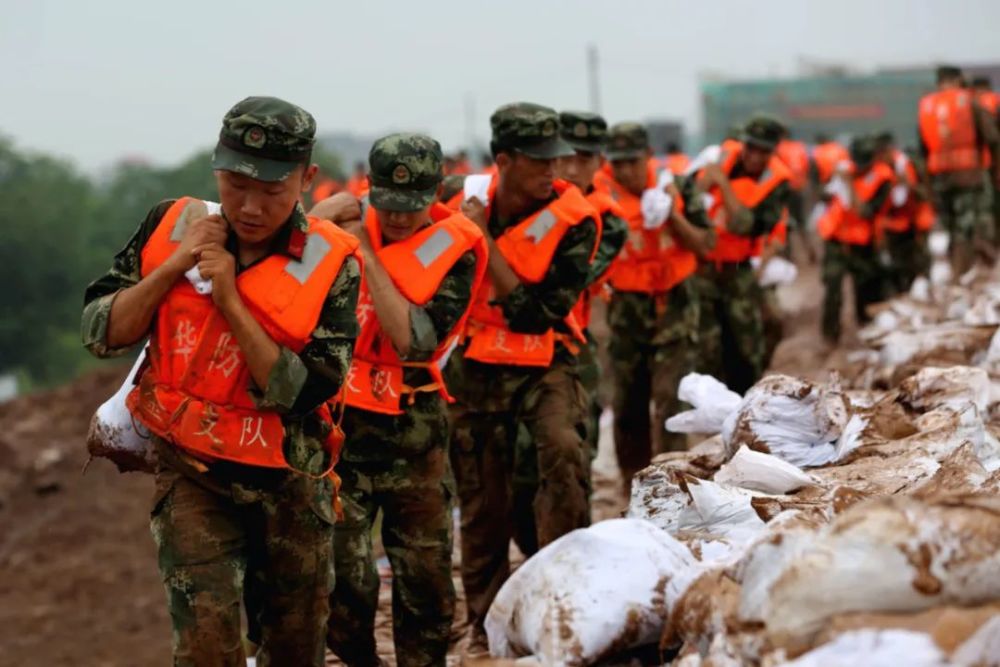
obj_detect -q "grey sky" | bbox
[3,0,999,171]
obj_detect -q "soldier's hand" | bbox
[700,163,725,188]
[339,220,365,241]
[194,243,238,309]
[461,197,488,229]
[310,192,362,224]
[170,214,228,272]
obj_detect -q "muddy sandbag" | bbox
[739,494,1000,650]
[722,374,865,468]
[665,373,742,435]
[484,519,699,665]
[86,350,153,473]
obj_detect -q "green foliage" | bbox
[0,137,342,388]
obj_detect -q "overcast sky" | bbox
[3,0,1000,171]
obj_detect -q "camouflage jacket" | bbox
[445,194,598,411]
[81,199,361,475]
[586,208,627,288]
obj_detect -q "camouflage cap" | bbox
[606,122,650,161]
[559,110,608,154]
[850,134,879,170]
[742,114,786,151]
[212,96,316,182]
[490,102,574,159]
[368,133,443,212]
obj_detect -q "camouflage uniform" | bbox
[685,116,790,393]
[446,103,597,634]
[556,111,628,459]
[325,134,475,667]
[599,123,705,482]
[820,137,892,343]
[81,98,360,667]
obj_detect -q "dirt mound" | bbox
[0,363,171,666]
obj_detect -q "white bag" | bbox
[485,519,699,664]
[86,349,154,472]
[665,373,742,435]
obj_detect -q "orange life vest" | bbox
[601,159,698,294]
[881,151,920,234]
[976,91,999,169]
[663,153,691,175]
[126,197,361,471]
[343,201,488,415]
[463,177,599,367]
[776,140,810,191]
[570,187,625,329]
[919,88,982,174]
[818,162,895,245]
[812,142,850,185]
[701,143,791,263]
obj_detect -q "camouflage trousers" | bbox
[576,331,603,462]
[932,176,994,275]
[327,396,455,667]
[149,438,334,667]
[883,229,930,296]
[693,263,764,394]
[821,241,885,343]
[450,359,590,630]
[607,282,699,486]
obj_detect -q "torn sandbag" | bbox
[666,373,743,435]
[484,519,700,665]
[86,349,154,473]
[738,494,1000,650]
[721,374,865,468]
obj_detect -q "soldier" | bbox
[444,102,599,655]
[817,135,894,342]
[595,122,712,487]
[554,110,628,459]
[689,115,791,393]
[918,65,1000,274]
[81,96,362,666]
[875,131,933,294]
[311,134,487,667]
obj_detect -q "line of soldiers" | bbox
[817,64,1000,343]
[81,93,816,666]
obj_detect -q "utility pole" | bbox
[587,43,601,114]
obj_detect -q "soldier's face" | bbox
[500,152,556,200]
[741,145,771,177]
[611,157,647,196]
[375,205,432,243]
[556,151,602,191]
[216,164,316,245]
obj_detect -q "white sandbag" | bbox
[485,519,699,664]
[909,276,931,302]
[721,375,864,468]
[755,256,798,288]
[714,446,816,494]
[666,373,742,434]
[463,173,492,203]
[897,366,991,415]
[950,614,1000,665]
[738,495,1000,647]
[640,187,672,229]
[86,349,154,472]
[780,629,948,667]
[928,231,950,257]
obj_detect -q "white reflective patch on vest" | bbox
[170,200,220,242]
[524,210,557,244]
[413,228,455,268]
[285,233,332,284]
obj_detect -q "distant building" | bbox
[700,63,1000,150]
[645,120,685,154]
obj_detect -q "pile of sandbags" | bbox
[485,365,1000,665]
